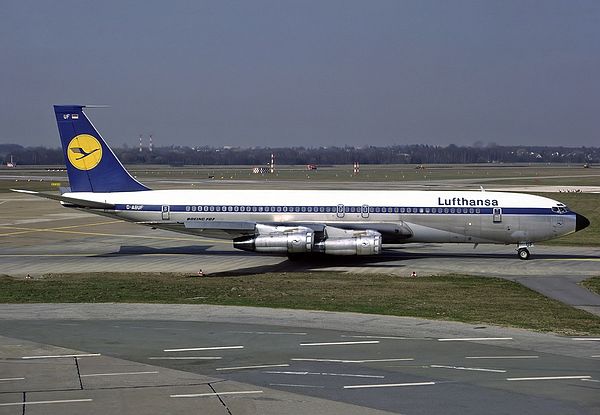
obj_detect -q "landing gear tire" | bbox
[517,248,530,260]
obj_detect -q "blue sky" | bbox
[1,0,598,147]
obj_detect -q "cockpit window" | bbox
[552,206,568,214]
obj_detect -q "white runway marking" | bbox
[216,364,289,371]
[270,383,324,388]
[300,341,379,346]
[507,375,591,381]
[21,353,101,359]
[265,370,384,379]
[149,356,222,360]
[437,337,513,342]
[163,345,243,352]
[171,391,263,398]
[0,399,93,407]
[229,331,307,336]
[465,356,538,359]
[430,364,506,373]
[81,371,158,377]
[572,338,600,341]
[341,335,409,340]
[581,379,600,383]
[344,382,436,389]
[291,358,413,363]
[592,355,600,358]
[0,377,25,382]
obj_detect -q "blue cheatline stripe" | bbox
[112,204,574,217]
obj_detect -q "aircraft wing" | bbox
[10,189,114,209]
[178,219,411,243]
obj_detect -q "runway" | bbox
[0,304,599,414]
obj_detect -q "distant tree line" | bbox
[1,143,598,166]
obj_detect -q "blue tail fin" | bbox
[54,105,149,192]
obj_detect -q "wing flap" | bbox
[184,220,256,231]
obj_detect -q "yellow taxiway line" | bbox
[0,220,124,236]
[541,258,600,262]
[0,221,228,244]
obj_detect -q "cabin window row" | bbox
[185,205,338,213]
[183,205,482,214]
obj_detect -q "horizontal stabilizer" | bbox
[10,189,114,209]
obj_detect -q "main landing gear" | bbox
[516,243,533,260]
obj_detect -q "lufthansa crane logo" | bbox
[67,134,103,170]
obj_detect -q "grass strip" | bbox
[581,276,600,296]
[1,272,598,336]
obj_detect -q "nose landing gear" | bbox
[517,248,530,260]
[516,243,533,260]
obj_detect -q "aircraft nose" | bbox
[575,213,590,232]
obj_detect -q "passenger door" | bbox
[161,205,170,220]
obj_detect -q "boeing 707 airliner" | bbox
[13,105,590,260]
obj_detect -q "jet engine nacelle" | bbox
[234,229,314,253]
[314,233,382,256]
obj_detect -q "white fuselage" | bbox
[63,189,577,245]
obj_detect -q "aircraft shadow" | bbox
[95,244,597,275]
[207,249,600,277]
[96,245,221,257]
